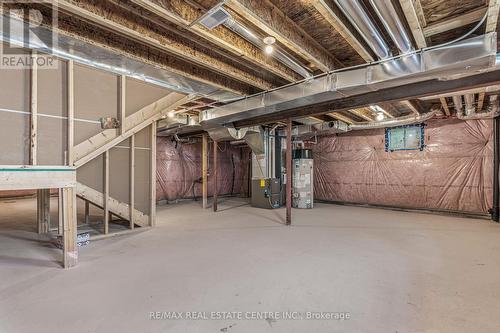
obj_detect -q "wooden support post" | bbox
[213,140,218,212]
[58,188,63,235]
[37,189,50,234]
[30,51,38,165]
[119,75,126,135]
[149,122,157,226]
[67,60,74,165]
[202,133,208,209]
[62,187,78,268]
[285,118,292,225]
[129,135,135,229]
[103,150,109,234]
[84,200,90,225]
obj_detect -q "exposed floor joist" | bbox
[129,0,300,83]
[225,0,343,72]
[56,0,275,91]
[312,0,374,62]
[440,97,451,116]
[399,0,427,48]
[423,7,487,37]
[486,0,500,33]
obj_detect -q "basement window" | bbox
[385,124,425,152]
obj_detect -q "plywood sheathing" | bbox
[269,0,366,67]
[56,0,276,90]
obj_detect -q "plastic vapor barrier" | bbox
[156,137,251,201]
[313,119,494,214]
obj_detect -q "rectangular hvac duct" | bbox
[200,33,498,127]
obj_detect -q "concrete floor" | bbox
[1,197,500,333]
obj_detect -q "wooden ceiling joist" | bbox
[440,97,451,116]
[398,0,427,48]
[486,0,500,33]
[130,0,301,82]
[401,100,423,115]
[327,112,356,125]
[312,0,374,62]
[57,0,274,91]
[225,0,342,72]
[423,7,487,37]
[377,103,401,118]
[349,108,375,121]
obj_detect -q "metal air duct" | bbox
[368,0,413,54]
[348,110,438,130]
[333,0,391,59]
[224,18,313,78]
[200,33,497,128]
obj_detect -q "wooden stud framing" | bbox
[202,133,208,209]
[129,135,135,229]
[73,93,190,167]
[67,60,75,165]
[149,122,157,226]
[62,187,78,268]
[84,200,90,225]
[119,75,126,135]
[30,51,38,165]
[103,150,110,234]
[37,189,50,234]
[58,188,64,235]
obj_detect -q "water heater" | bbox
[292,149,313,209]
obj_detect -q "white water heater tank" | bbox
[292,149,313,209]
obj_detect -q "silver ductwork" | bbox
[224,18,312,79]
[1,14,240,102]
[369,0,413,54]
[349,110,438,130]
[207,126,265,154]
[201,33,498,127]
[457,95,500,120]
[333,0,391,59]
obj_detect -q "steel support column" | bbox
[202,133,208,209]
[213,140,218,212]
[492,116,500,222]
[286,118,292,225]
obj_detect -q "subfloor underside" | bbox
[1,197,500,332]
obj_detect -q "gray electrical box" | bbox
[251,178,282,209]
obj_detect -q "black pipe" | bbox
[492,116,500,222]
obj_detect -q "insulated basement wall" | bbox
[314,119,493,214]
[156,138,251,201]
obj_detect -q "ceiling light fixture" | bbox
[375,112,385,121]
[263,36,276,55]
[167,111,176,118]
